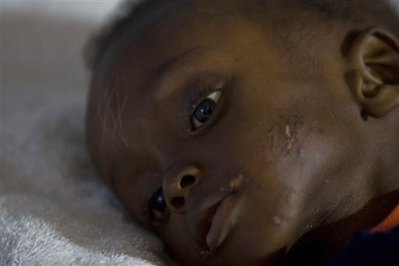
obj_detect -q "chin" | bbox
[164,215,296,266]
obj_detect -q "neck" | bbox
[372,113,399,195]
[284,190,399,265]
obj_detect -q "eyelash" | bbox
[185,84,221,117]
[139,188,168,223]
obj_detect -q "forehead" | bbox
[94,1,296,150]
[104,8,280,118]
[104,2,280,102]
[112,2,272,63]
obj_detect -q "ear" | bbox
[345,28,399,118]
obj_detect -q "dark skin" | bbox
[87,1,399,265]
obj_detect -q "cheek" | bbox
[256,116,306,163]
[259,115,365,228]
[246,115,356,240]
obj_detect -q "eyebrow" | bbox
[149,46,209,98]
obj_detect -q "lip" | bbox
[192,174,244,252]
[205,193,238,252]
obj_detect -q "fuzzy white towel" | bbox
[1,87,169,265]
[1,3,172,265]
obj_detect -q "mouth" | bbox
[205,193,238,252]
[195,175,244,253]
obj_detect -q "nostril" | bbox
[171,197,185,209]
[180,175,196,188]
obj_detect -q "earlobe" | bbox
[346,28,399,118]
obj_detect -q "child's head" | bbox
[86,0,399,265]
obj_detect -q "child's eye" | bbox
[191,90,222,130]
[149,188,167,219]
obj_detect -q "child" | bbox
[85,0,399,265]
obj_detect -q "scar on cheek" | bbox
[284,116,305,152]
[260,116,305,161]
[229,173,244,191]
[219,173,246,194]
[272,186,298,227]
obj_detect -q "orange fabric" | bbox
[371,203,399,233]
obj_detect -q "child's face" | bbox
[88,3,397,265]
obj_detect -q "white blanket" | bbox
[1,87,170,265]
[1,3,172,265]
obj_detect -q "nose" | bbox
[162,165,202,213]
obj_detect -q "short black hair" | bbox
[85,0,397,72]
